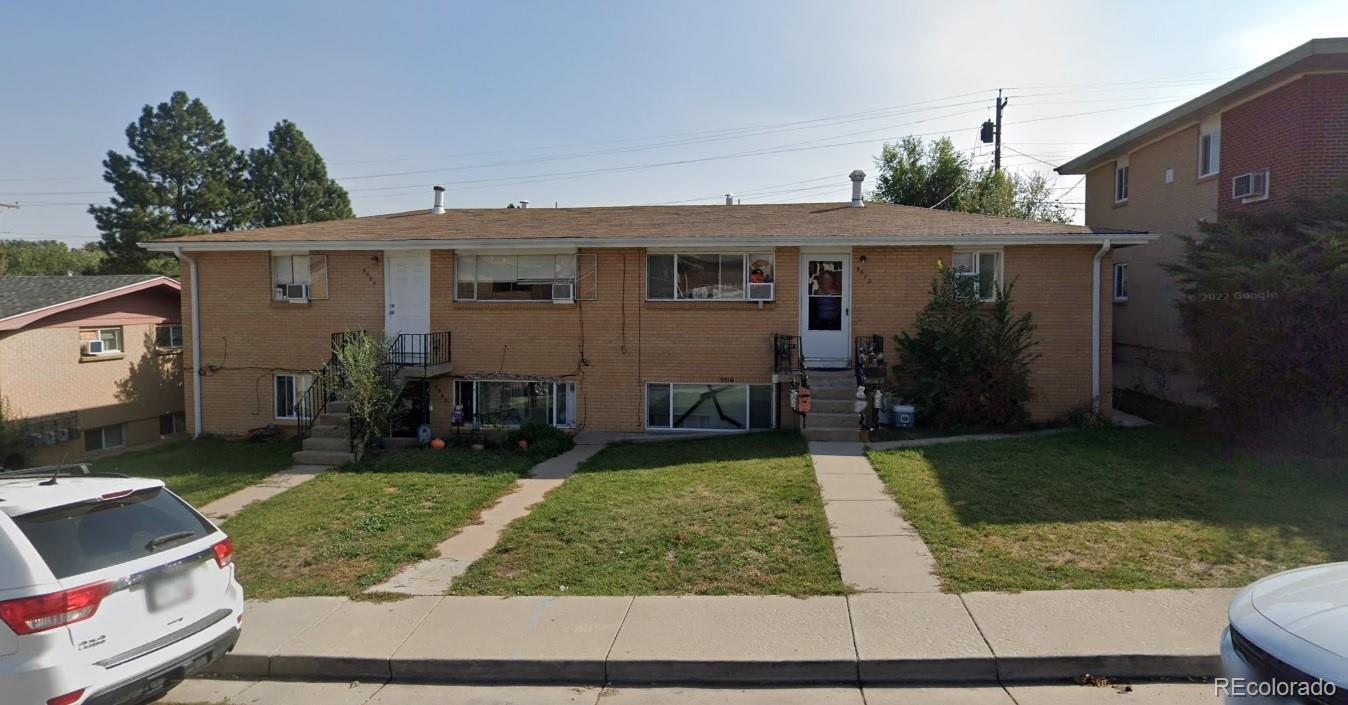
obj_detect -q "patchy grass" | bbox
[452,431,844,596]
[224,447,534,599]
[93,437,299,506]
[868,427,1348,592]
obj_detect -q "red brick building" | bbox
[1058,38,1348,406]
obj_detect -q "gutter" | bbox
[1091,239,1112,412]
[175,247,204,438]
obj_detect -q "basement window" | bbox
[274,373,314,419]
[645,383,774,431]
[454,380,576,428]
[83,424,126,452]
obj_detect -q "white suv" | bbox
[0,465,243,705]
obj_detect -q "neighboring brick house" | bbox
[1058,37,1348,407]
[145,175,1151,445]
[0,275,185,465]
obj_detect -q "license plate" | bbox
[147,573,193,612]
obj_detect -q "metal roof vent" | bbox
[432,185,445,214]
[725,193,734,205]
[849,170,866,208]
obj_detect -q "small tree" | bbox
[891,264,1039,430]
[329,333,398,451]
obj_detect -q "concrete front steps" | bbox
[292,401,358,467]
[803,370,863,442]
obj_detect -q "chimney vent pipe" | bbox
[519,200,529,209]
[849,170,865,208]
[432,185,445,214]
[725,193,734,206]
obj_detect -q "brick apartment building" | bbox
[0,275,185,465]
[1058,37,1348,406]
[145,174,1151,445]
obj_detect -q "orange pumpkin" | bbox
[429,438,446,449]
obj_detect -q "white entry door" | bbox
[384,250,430,362]
[799,253,851,368]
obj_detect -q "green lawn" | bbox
[451,431,845,596]
[224,447,532,599]
[868,427,1348,592]
[93,437,299,506]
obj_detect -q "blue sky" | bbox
[2,1,1346,244]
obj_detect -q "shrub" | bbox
[329,333,399,451]
[891,264,1039,431]
[1165,185,1348,455]
[507,422,576,463]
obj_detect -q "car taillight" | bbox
[212,537,233,568]
[48,689,85,705]
[0,582,110,636]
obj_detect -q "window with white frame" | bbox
[1113,262,1129,302]
[453,379,576,427]
[951,250,1002,302]
[84,423,126,452]
[272,253,329,302]
[274,373,314,419]
[79,327,123,356]
[155,323,183,350]
[1114,157,1130,203]
[646,253,775,301]
[1198,127,1221,178]
[455,254,595,302]
[645,383,774,431]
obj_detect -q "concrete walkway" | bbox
[367,443,605,595]
[808,441,940,593]
[211,588,1234,686]
[199,465,329,521]
[165,679,1220,704]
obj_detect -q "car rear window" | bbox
[13,487,215,579]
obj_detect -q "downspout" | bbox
[1091,239,1112,413]
[175,247,204,437]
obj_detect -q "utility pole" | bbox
[993,89,1009,172]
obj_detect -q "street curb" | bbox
[212,651,1219,686]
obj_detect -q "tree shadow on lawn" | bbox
[576,431,809,474]
[906,427,1348,560]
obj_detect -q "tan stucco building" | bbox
[0,275,185,465]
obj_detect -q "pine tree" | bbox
[89,91,251,274]
[246,120,354,227]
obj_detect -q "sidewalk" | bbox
[214,588,1233,686]
[367,443,605,595]
[199,464,329,521]
[809,441,940,592]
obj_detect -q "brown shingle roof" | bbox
[147,202,1129,247]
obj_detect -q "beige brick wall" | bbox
[184,243,1111,435]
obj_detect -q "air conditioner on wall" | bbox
[1233,170,1269,200]
[552,282,574,302]
[747,282,775,301]
[83,339,104,355]
[285,283,309,301]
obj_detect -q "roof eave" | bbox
[0,276,181,331]
[1058,37,1348,175]
[144,233,1156,253]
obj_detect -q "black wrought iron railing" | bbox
[388,331,452,374]
[296,361,335,439]
[773,334,801,376]
[854,335,885,384]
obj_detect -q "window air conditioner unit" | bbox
[747,282,775,301]
[1232,171,1268,200]
[552,282,574,301]
[57,428,70,442]
[285,283,309,301]
[83,340,104,355]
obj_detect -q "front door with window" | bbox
[385,250,430,362]
[799,253,850,368]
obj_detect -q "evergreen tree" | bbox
[89,91,251,274]
[246,120,354,227]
